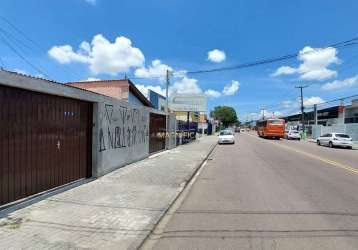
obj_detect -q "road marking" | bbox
[243,133,358,175]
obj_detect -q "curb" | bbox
[0,178,96,215]
[137,141,217,250]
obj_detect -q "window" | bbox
[335,134,350,138]
[220,130,233,136]
[268,119,283,125]
[257,120,267,127]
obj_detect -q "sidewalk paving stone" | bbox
[0,136,217,250]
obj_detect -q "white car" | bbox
[317,133,353,149]
[218,130,235,144]
[285,130,301,140]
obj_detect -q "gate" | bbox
[0,85,92,206]
[149,113,166,153]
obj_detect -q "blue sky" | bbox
[1,0,358,120]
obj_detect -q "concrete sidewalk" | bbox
[0,136,217,250]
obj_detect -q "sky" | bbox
[1,0,358,121]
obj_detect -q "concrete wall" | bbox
[128,91,145,107]
[167,113,177,150]
[93,101,150,177]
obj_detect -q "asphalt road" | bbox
[151,132,358,250]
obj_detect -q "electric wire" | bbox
[0,33,51,79]
[0,55,5,68]
[125,37,358,80]
[0,16,83,80]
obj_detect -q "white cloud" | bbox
[271,66,297,77]
[272,46,340,81]
[173,70,187,78]
[281,96,324,109]
[49,34,145,75]
[249,110,283,120]
[172,77,202,94]
[222,80,239,96]
[13,68,28,75]
[205,80,241,98]
[205,89,222,98]
[134,59,172,81]
[281,100,298,109]
[321,75,358,91]
[207,49,226,63]
[136,84,166,98]
[12,69,43,78]
[81,77,100,81]
[303,96,325,106]
[48,45,89,64]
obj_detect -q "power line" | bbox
[0,15,46,54]
[0,33,51,79]
[127,37,358,80]
[0,55,5,68]
[184,39,358,75]
[0,27,36,53]
[1,13,358,87]
[0,15,83,80]
[311,94,358,108]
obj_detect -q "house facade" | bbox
[67,79,153,107]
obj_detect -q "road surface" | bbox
[150,132,358,250]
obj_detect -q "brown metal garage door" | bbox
[0,85,92,206]
[149,113,166,154]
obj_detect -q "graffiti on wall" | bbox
[99,104,148,152]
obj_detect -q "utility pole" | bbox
[165,70,170,113]
[313,104,318,125]
[295,85,308,132]
[260,107,265,120]
[165,70,171,149]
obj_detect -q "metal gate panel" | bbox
[0,85,92,206]
[149,113,166,154]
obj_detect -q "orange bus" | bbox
[256,118,285,139]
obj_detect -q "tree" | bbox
[210,106,239,127]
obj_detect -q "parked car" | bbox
[285,130,301,140]
[316,133,353,149]
[218,130,235,144]
[240,129,245,132]
[235,127,241,133]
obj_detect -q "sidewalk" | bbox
[0,136,217,250]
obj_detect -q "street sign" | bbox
[169,94,207,112]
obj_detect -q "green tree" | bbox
[210,106,239,127]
